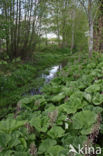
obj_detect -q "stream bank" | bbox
[0,48,69,118]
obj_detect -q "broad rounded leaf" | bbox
[51,93,65,102]
[30,115,49,132]
[92,93,103,105]
[0,119,27,134]
[47,145,65,156]
[85,84,100,93]
[83,92,92,103]
[72,110,97,135]
[38,139,57,154]
[59,98,84,114]
[47,126,65,139]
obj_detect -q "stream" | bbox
[26,65,62,96]
[42,65,62,83]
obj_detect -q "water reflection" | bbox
[42,65,61,83]
[24,65,62,96]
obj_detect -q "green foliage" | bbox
[92,93,103,105]
[30,114,49,132]
[85,84,101,93]
[72,110,97,135]
[0,49,68,117]
[0,119,26,133]
[62,134,87,150]
[51,93,65,103]
[38,139,57,154]
[47,126,65,139]
[47,145,65,156]
[83,92,92,103]
[0,52,103,155]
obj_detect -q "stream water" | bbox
[42,65,61,83]
[26,65,62,96]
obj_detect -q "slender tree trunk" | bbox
[4,2,9,56]
[14,0,19,57]
[56,2,60,47]
[57,19,60,47]
[88,0,93,58]
[17,0,21,53]
[45,30,48,46]
[94,0,103,52]
[62,15,66,48]
[71,10,75,53]
[88,20,93,57]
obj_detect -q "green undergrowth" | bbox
[0,48,69,118]
[0,52,103,155]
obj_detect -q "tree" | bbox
[0,0,47,59]
[94,0,103,52]
[0,0,89,59]
[45,0,88,51]
[78,0,99,57]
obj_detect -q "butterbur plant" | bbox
[0,52,103,156]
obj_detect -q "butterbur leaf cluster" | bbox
[0,52,103,155]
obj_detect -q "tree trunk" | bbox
[88,20,93,57]
[45,30,48,46]
[88,0,93,58]
[94,0,103,52]
[71,10,75,53]
[4,2,9,56]
[56,2,60,47]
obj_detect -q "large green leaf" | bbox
[20,95,47,110]
[0,133,11,148]
[14,152,30,156]
[47,145,65,156]
[83,92,92,103]
[0,119,26,134]
[62,133,87,149]
[0,150,13,156]
[33,96,47,110]
[8,135,20,149]
[47,126,65,139]
[92,93,103,105]
[18,96,35,105]
[43,85,61,94]
[70,91,83,100]
[83,105,103,113]
[59,97,85,114]
[72,110,97,135]
[56,112,67,125]
[38,139,57,154]
[85,84,100,93]
[51,93,65,102]
[30,114,49,132]
[62,87,78,96]
[0,131,25,149]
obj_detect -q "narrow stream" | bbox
[42,65,61,83]
[25,65,62,96]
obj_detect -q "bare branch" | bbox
[78,0,88,17]
[93,0,102,23]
